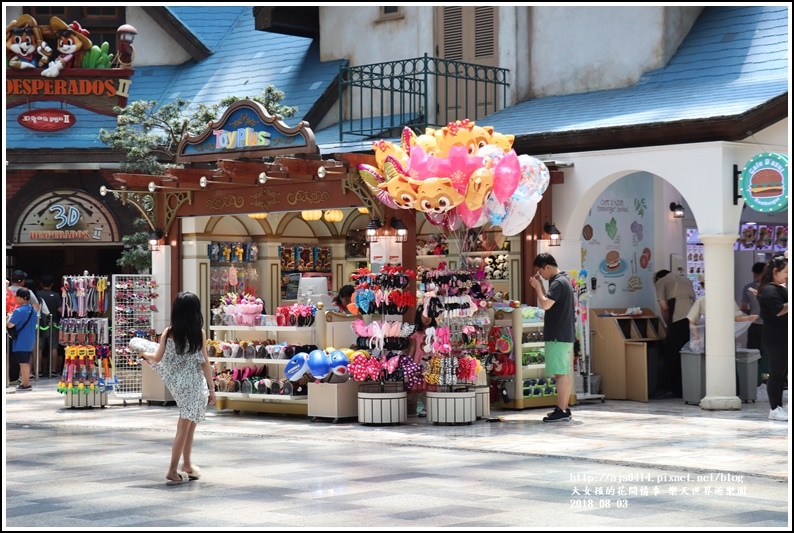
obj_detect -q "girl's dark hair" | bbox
[413,304,437,331]
[758,255,787,293]
[654,270,671,283]
[333,284,355,307]
[169,291,203,355]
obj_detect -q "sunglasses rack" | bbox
[111,274,158,406]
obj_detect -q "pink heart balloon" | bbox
[492,150,521,203]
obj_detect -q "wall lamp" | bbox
[391,217,408,242]
[147,181,183,192]
[99,185,125,196]
[365,218,382,243]
[544,221,561,246]
[148,229,164,251]
[199,176,228,189]
[670,202,685,219]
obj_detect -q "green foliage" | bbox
[99,86,298,175]
[117,219,152,273]
[81,43,113,69]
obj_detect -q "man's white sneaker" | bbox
[768,407,788,421]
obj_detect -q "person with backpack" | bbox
[7,288,39,391]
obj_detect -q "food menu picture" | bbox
[686,243,705,299]
[773,225,788,252]
[756,225,774,251]
[736,224,758,250]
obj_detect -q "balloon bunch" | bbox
[358,121,550,236]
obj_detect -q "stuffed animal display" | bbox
[6,14,51,69]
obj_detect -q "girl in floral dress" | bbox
[134,291,216,485]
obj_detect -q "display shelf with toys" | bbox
[278,244,333,301]
[415,265,494,424]
[208,241,261,308]
[345,265,418,425]
[57,318,111,408]
[57,273,114,408]
[111,274,158,406]
[207,303,334,414]
[492,304,577,410]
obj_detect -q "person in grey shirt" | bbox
[741,262,766,384]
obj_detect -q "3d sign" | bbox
[13,189,120,244]
[740,152,789,213]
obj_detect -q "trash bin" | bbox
[735,348,760,403]
[680,350,706,405]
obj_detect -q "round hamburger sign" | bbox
[740,152,788,213]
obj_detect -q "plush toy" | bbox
[6,14,51,69]
[41,17,91,77]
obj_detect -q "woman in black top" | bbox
[757,255,788,422]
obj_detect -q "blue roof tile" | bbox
[6,6,345,151]
[5,6,787,155]
[476,6,788,141]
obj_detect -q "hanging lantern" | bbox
[324,209,344,222]
[247,213,268,220]
[301,210,323,221]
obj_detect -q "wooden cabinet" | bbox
[589,308,665,402]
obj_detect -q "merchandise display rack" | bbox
[209,324,315,415]
[58,273,112,408]
[111,274,158,405]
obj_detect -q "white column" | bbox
[699,233,741,411]
[151,245,171,335]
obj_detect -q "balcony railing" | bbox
[339,53,509,142]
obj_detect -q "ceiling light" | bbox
[301,210,323,221]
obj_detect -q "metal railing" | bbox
[339,53,509,141]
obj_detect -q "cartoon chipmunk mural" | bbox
[6,14,52,69]
[41,17,92,77]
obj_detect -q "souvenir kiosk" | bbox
[107,107,567,419]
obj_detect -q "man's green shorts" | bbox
[545,341,573,375]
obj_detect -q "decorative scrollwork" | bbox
[286,190,329,206]
[251,188,279,209]
[206,195,244,210]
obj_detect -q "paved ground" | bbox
[3,377,791,529]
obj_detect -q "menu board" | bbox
[773,225,788,252]
[735,224,788,251]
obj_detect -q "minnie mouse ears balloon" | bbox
[285,352,310,382]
